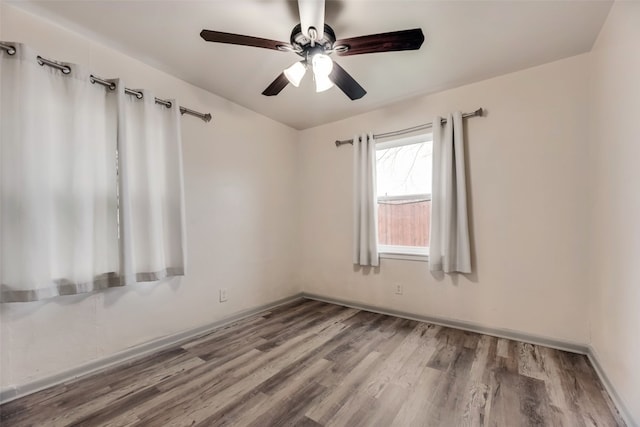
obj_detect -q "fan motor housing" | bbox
[290,23,337,56]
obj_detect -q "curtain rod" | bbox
[334,108,483,147]
[0,42,212,123]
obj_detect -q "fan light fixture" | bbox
[283,54,334,92]
[284,61,306,87]
[313,72,334,92]
[311,53,333,92]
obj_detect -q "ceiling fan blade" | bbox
[329,62,366,100]
[200,29,289,51]
[262,72,289,96]
[335,28,425,56]
[298,0,325,39]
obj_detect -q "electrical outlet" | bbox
[219,288,228,302]
[394,283,403,295]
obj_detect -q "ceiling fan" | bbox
[200,0,425,100]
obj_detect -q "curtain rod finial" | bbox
[203,113,212,122]
[475,108,483,117]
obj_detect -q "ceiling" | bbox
[12,0,612,130]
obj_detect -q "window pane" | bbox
[378,199,430,246]
[376,141,432,198]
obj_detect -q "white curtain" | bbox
[429,112,471,273]
[0,43,186,302]
[352,133,379,267]
[116,87,187,285]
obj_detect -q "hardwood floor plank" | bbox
[363,322,432,398]
[320,313,399,381]
[486,367,524,426]
[518,342,547,380]
[292,416,324,427]
[324,389,376,427]
[519,375,552,426]
[463,331,481,349]
[245,380,327,427]
[197,358,332,426]
[0,299,624,427]
[306,351,381,424]
[391,365,443,426]
[205,391,272,427]
[155,347,261,392]
[468,334,496,384]
[496,337,510,358]
[427,348,477,426]
[460,381,491,427]
[427,327,467,371]
[352,384,409,427]
[390,324,440,390]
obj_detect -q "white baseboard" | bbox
[587,345,637,427]
[301,292,589,354]
[0,293,304,405]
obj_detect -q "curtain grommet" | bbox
[37,55,71,74]
[90,75,117,91]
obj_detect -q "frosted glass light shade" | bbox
[312,54,334,92]
[312,54,333,76]
[284,61,306,87]
[314,73,334,92]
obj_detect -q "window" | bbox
[376,133,432,259]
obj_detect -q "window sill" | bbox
[380,252,429,262]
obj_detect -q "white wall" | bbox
[0,3,299,389]
[589,1,640,423]
[297,54,592,345]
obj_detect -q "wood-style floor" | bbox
[0,299,624,426]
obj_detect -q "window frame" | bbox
[375,133,432,262]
